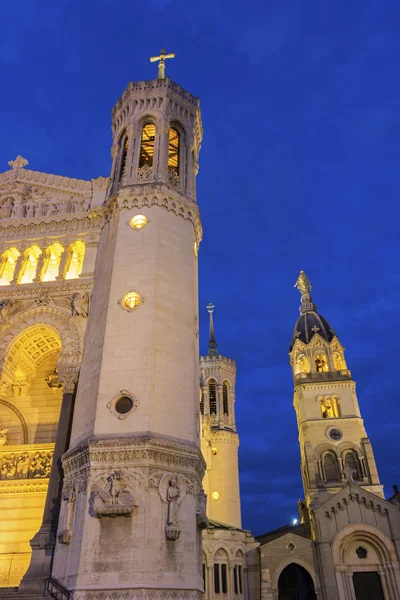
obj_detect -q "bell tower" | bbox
[200,305,241,528]
[50,58,206,598]
[290,272,383,515]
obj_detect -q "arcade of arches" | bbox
[0,325,63,587]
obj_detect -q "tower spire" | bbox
[294,270,317,314]
[207,303,218,356]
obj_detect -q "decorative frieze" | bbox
[0,443,54,481]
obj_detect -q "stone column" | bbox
[19,365,79,594]
[56,248,71,281]
[207,565,214,600]
[79,241,98,279]
[10,253,26,284]
[32,249,46,283]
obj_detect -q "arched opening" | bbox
[353,572,384,600]
[209,379,217,416]
[19,245,42,284]
[213,548,229,595]
[41,243,63,282]
[139,123,156,169]
[343,450,362,481]
[222,381,229,416]
[295,354,309,374]
[168,127,180,174]
[314,353,329,373]
[278,563,316,600]
[0,324,63,587]
[64,240,85,280]
[333,352,346,371]
[322,451,340,482]
[0,248,20,286]
[118,131,129,183]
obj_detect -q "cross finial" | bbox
[149,48,176,79]
[8,155,29,170]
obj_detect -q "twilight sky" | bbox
[1,0,400,535]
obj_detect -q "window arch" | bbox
[322,451,340,482]
[64,241,85,280]
[19,246,42,284]
[168,127,180,174]
[209,379,217,415]
[278,563,316,600]
[41,243,63,282]
[295,354,309,374]
[213,548,228,595]
[343,450,362,481]
[117,130,129,183]
[333,351,346,370]
[222,381,229,416]
[139,123,156,169]
[314,353,329,372]
[0,248,20,286]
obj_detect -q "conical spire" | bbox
[207,303,218,357]
[294,270,317,314]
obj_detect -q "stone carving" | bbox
[341,464,356,485]
[29,451,52,478]
[0,197,14,219]
[0,428,8,447]
[67,292,89,317]
[167,168,180,188]
[0,453,17,478]
[45,368,64,392]
[34,290,51,306]
[92,471,138,517]
[8,156,29,170]
[137,164,153,182]
[294,270,312,296]
[158,473,186,541]
[0,299,14,325]
[356,546,367,559]
[196,488,209,529]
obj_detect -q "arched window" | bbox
[332,395,341,417]
[214,549,228,595]
[65,241,85,280]
[139,123,156,169]
[0,248,20,286]
[222,382,229,416]
[278,563,316,600]
[343,450,362,481]
[19,246,42,284]
[322,451,340,482]
[168,127,180,174]
[209,379,217,415]
[200,387,204,415]
[296,354,309,374]
[118,131,129,183]
[41,243,63,282]
[314,353,329,372]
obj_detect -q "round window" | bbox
[115,396,134,414]
[328,428,343,441]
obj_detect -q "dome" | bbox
[290,311,335,350]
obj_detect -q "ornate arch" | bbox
[332,523,398,566]
[0,398,29,443]
[0,306,83,368]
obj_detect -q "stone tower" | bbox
[200,305,241,528]
[47,72,206,597]
[290,271,383,514]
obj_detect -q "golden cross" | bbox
[150,48,175,80]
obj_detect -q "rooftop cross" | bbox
[149,48,175,80]
[8,155,29,170]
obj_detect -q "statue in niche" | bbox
[92,471,138,517]
[67,293,89,318]
[320,398,327,418]
[0,198,13,219]
[158,473,186,541]
[196,489,209,529]
[17,453,30,478]
[0,427,8,447]
[325,398,334,418]
[315,355,327,372]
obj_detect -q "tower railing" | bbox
[294,369,352,384]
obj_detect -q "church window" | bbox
[296,354,309,374]
[139,123,156,169]
[332,395,341,417]
[202,562,206,591]
[118,132,129,183]
[333,352,345,371]
[41,243,63,282]
[209,379,217,415]
[0,248,20,285]
[168,127,180,174]
[343,450,362,481]
[108,391,137,419]
[129,214,148,230]
[115,396,134,415]
[214,564,220,594]
[234,565,238,594]
[222,382,229,415]
[221,564,227,594]
[322,451,340,482]
[19,245,42,284]
[120,291,142,312]
[65,241,85,280]
[314,353,329,372]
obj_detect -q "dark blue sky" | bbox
[1,0,400,535]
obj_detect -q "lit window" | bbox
[41,243,63,282]
[322,451,340,482]
[129,214,148,230]
[209,379,217,415]
[120,291,142,312]
[168,127,180,173]
[65,241,85,280]
[211,491,220,501]
[118,132,129,183]
[212,447,218,456]
[19,246,41,284]
[223,382,229,415]
[0,248,20,286]
[315,353,329,372]
[139,123,156,168]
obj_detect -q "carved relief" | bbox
[158,473,186,541]
[196,488,209,529]
[91,471,138,517]
[0,448,52,479]
[67,292,89,317]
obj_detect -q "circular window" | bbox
[328,428,343,441]
[120,291,142,312]
[115,396,134,414]
[129,214,148,230]
[211,491,220,501]
[107,390,137,419]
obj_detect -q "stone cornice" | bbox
[210,430,239,446]
[64,436,206,479]
[296,381,356,392]
[0,480,49,495]
[0,278,93,300]
[73,589,202,600]
[200,355,236,368]
[0,214,102,244]
[113,78,200,116]
[300,417,363,427]
[0,168,93,192]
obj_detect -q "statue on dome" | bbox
[294,271,312,296]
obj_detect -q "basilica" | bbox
[0,61,399,600]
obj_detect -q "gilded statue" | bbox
[294,271,312,295]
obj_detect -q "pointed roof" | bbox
[207,303,218,357]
